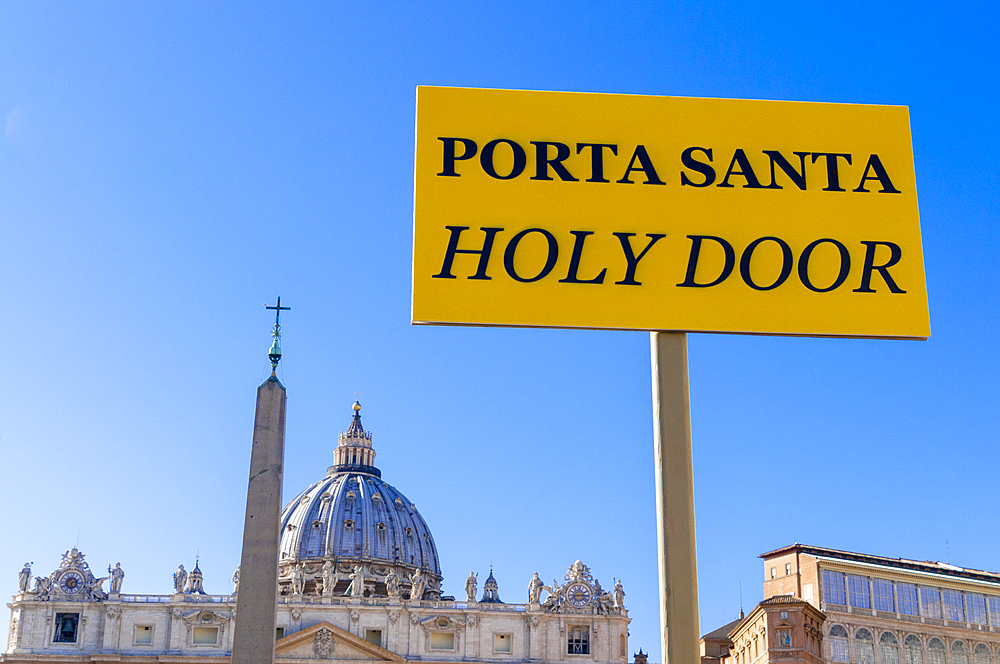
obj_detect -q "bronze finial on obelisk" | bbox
[265,297,290,375]
[232,298,290,664]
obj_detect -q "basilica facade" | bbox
[4,403,630,664]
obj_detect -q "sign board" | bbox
[412,86,929,339]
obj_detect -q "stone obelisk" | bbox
[232,299,289,664]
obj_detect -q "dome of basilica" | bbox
[277,403,442,599]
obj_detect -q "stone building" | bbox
[702,544,1000,664]
[4,401,631,664]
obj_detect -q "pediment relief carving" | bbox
[182,609,231,625]
[276,621,403,662]
[419,615,465,630]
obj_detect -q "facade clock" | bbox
[566,582,592,608]
[59,571,85,595]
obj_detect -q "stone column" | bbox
[232,376,287,664]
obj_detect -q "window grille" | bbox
[568,627,590,655]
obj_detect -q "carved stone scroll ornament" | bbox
[351,610,360,623]
[32,576,52,600]
[388,611,399,624]
[313,628,335,658]
[291,609,302,621]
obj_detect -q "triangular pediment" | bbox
[276,621,403,662]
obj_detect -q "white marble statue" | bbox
[18,563,31,593]
[173,565,187,594]
[321,561,335,597]
[231,566,240,596]
[33,575,51,596]
[110,563,125,593]
[291,563,305,595]
[385,572,399,598]
[410,569,426,602]
[465,572,477,602]
[613,578,625,609]
[88,576,108,599]
[528,572,543,603]
[345,565,365,597]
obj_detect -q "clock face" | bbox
[60,571,85,594]
[567,582,592,608]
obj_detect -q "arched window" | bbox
[974,644,991,664]
[905,635,924,664]
[830,625,850,663]
[856,629,875,664]
[953,641,970,664]
[882,632,900,664]
[929,638,946,664]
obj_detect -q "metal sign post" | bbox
[650,332,699,664]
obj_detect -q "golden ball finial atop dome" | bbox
[353,400,362,412]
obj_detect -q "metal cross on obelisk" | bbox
[265,298,291,373]
[265,297,291,328]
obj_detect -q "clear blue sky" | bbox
[2,1,997,659]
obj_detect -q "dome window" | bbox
[405,527,413,538]
[346,491,356,502]
[321,492,332,503]
[377,522,386,531]
[372,493,382,503]
[345,520,355,530]
[394,498,404,509]
[286,524,296,531]
[312,520,322,529]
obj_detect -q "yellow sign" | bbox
[412,86,929,339]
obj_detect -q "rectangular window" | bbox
[989,597,1000,627]
[193,627,219,645]
[921,587,942,619]
[873,579,895,612]
[898,583,919,616]
[430,633,455,650]
[771,567,777,579]
[942,590,965,622]
[133,625,153,645]
[494,633,512,653]
[276,627,285,640]
[568,627,590,655]
[53,613,79,643]
[823,570,847,605]
[365,630,382,647]
[968,594,987,625]
[785,564,791,576]
[848,575,872,609]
